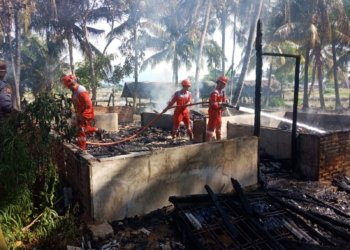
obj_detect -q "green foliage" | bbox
[269,97,285,107]
[110,61,133,88]
[20,34,67,95]
[75,54,115,89]
[0,94,78,248]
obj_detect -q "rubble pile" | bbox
[87,124,192,158]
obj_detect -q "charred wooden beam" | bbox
[332,179,350,194]
[309,211,350,229]
[305,193,350,220]
[170,212,207,250]
[286,210,337,247]
[205,185,238,238]
[268,192,350,241]
[230,178,285,250]
[231,178,252,215]
[282,218,318,244]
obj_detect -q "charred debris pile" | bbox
[75,159,350,250]
[86,123,192,158]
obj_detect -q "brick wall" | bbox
[298,131,350,181]
[318,131,350,181]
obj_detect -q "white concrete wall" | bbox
[94,113,119,132]
[227,123,291,160]
[89,137,258,221]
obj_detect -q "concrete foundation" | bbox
[94,105,134,124]
[56,137,258,221]
[94,113,118,131]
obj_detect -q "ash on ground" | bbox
[87,124,192,158]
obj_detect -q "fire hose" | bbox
[86,101,239,146]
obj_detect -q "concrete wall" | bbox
[94,113,118,131]
[57,137,258,221]
[94,106,134,124]
[227,123,291,159]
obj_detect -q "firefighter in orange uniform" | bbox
[166,79,193,140]
[62,74,99,150]
[206,75,228,141]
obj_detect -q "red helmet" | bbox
[181,79,191,87]
[217,75,228,85]
[63,74,76,87]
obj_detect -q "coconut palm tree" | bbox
[194,0,212,101]
[326,0,350,110]
[31,0,106,100]
[0,0,36,110]
[140,0,199,87]
[213,0,238,76]
[268,0,350,111]
[21,34,66,95]
[232,0,264,106]
[266,0,325,109]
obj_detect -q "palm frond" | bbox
[140,49,169,71]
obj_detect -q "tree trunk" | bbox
[303,45,310,111]
[173,46,179,87]
[13,9,21,110]
[68,32,74,74]
[315,46,325,109]
[264,61,272,107]
[194,0,211,101]
[83,18,97,102]
[221,11,227,75]
[229,12,237,102]
[133,25,139,109]
[308,61,316,97]
[232,0,264,105]
[331,34,341,110]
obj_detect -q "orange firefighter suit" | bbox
[167,89,193,139]
[206,75,229,141]
[71,84,97,150]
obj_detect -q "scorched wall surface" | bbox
[57,137,258,221]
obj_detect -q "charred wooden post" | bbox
[231,178,252,214]
[291,56,300,169]
[254,19,262,137]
